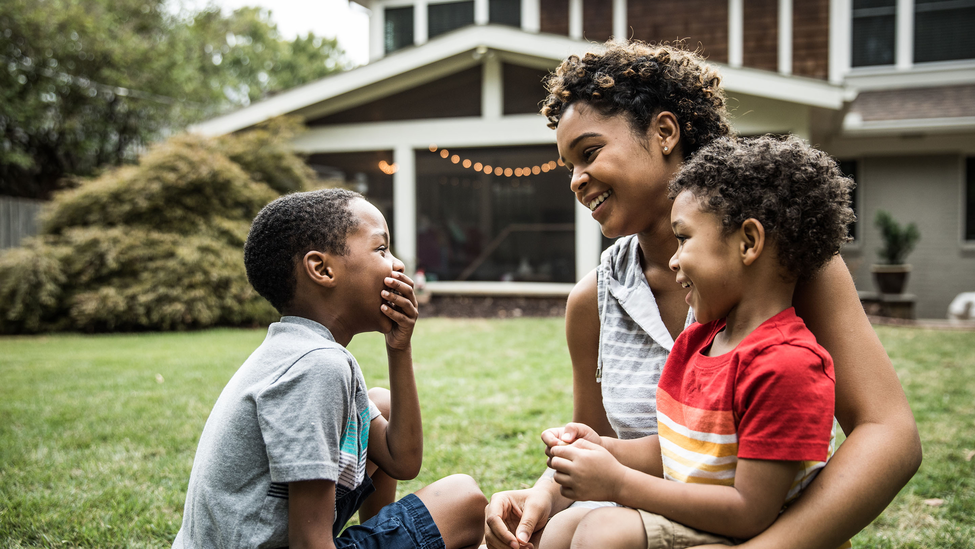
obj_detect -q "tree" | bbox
[0,118,319,333]
[0,0,347,199]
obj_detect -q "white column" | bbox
[522,0,541,32]
[569,0,583,40]
[482,54,503,119]
[612,0,627,41]
[575,201,602,281]
[829,0,851,84]
[393,145,417,274]
[728,0,743,68]
[778,0,792,75]
[415,0,429,45]
[370,4,385,62]
[896,0,914,70]
[475,0,490,25]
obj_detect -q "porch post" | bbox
[393,145,418,274]
[778,0,792,75]
[575,201,602,281]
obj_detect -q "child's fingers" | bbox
[385,275,418,307]
[382,289,417,318]
[382,302,415,325]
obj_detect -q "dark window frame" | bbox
[965,157,975,241]
[384,6,415,54]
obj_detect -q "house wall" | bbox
[793,0,829,80]
[743,0,778,72]
[582,0,613,42]
[539,0,568,35]
[627,0,728,62]
[841,154,975,318]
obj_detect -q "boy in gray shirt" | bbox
[173,189,486,549]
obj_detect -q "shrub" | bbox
[875,210,921,265]
[0,119,317,333]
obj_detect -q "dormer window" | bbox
[913,0,975,63]
[852,0,896,67]
[385,6,415,54]
[429,1,475,39]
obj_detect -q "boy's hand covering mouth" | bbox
[381,271,418,351]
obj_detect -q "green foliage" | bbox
[0,0,347,199]
[0,122,318,333]
[875,210,921,264]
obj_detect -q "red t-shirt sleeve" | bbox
[734,343,835,462]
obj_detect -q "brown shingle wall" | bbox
[540,0,569,35]
[627,0,728,63]
[743,0,778,72]
[793,0,829,80]
[583,0,614,42]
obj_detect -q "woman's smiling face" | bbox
[556,102,679,239]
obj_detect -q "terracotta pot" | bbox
[871,264,911,294]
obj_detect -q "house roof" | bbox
[842,84,975,135]
[190,24,850,137]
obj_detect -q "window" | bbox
[385,6,414,54]
[428,1,475,39]
[966,157,975,241]
[914,0,975,63]
[490,0,522,27]
[852,0,896,67]
[839,160,860,240]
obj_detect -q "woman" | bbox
[484,41,921,549]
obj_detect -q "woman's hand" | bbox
[484,486,555,549]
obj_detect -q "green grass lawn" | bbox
[1,320,972,547]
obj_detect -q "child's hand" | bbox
[381,271,418,351]
[542,422,601,464]
[547,438,627,503]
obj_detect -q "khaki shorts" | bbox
[638,510,737,549]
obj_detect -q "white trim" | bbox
[289,115,556,153]
[425,280,575,296]
[482,54,503,119]
[415,0,429,45]
[189,26,848,137]
[394,144,418,273]
[896,0,914,71]
[778,0,792,75]
[475,0,489,25]
[523,0,541,33]
[613,0,628,40]
[829,0,851,84]
[845,60,975,90]
[569,0,583,40]
[575,200,603,281]
[718,65,851,109]
[842,114,975,136]
[728,0,743,68]
[371,4,385,62]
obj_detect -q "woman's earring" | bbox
[663,146,669,153]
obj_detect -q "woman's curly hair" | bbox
[669,135,856,281]
[541,41,732,158]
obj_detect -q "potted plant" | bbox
[871,210,920,294]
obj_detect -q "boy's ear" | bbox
[739,218,765,266]
[302,250,339,288]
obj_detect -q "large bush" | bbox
[0,122,316,333]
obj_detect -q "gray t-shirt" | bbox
[173,316,380,548]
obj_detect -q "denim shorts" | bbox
[335,494,445,549]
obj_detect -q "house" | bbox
[191,0,975,319]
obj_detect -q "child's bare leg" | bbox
[570,507,646,549]
[415,474,488,549]
[537,507,592,549]
[360,388,398,522]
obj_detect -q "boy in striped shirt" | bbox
[539,136,855,549]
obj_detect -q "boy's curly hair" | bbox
[244,188,363,313]
[669,136,856,281]
[541,41,732,158]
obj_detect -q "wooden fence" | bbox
[0,196,43,250]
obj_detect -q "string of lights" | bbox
[375,145,565,177]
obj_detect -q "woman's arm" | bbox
[566,269,615,436]
[725,257,922,549]
[484,269,611,549]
